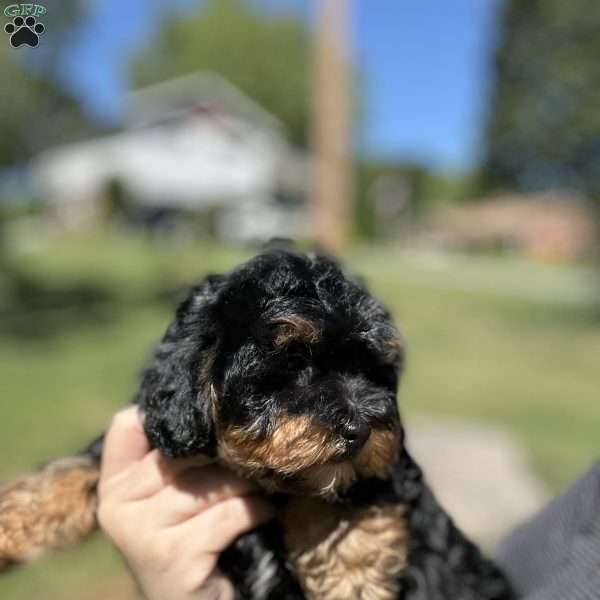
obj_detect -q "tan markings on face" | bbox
[296,428,400,496]
[354,428,400,479]
[218,414,341,477]
[296,462,358,496]
[272,316,321,347]
[217,409,400,496]
[283,497,408,600]
[0,456,99,569]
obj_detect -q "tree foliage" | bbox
[0,47,93,167]
[0,0,97,168]
[481,0,600,198]
[132,0,311,146]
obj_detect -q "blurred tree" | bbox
[132,0,311,146]
[0,0,98,167]
[481,0,600,199]
[0,45,93,167]
[0,0,97,285]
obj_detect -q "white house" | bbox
[33,72,309,242]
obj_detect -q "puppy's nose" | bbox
[337,420,370,453]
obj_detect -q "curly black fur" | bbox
[88,248,514,599]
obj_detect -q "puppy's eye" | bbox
[253,323,288,348]
[272,324,296,347]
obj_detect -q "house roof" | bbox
[33,71,307,209]
[126,71,285,134]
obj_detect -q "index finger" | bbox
[101,406,150,482]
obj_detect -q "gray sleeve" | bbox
[495,460,600,600]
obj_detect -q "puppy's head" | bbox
[139,249,404,498]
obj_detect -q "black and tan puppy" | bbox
[0,249,514,599]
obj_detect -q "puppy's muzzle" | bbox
[334,419,371,459]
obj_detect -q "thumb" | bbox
[101,406,150,481]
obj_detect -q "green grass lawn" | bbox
[1,232,599,599]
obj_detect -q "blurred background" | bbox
[1,0,599,597]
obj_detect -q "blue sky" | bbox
[51,0,503,172]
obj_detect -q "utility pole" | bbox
[310,0,352,254]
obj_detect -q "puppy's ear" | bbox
[136,275,224,458]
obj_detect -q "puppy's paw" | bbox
[0,456,99,569]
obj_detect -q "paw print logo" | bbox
[4,16,45,48]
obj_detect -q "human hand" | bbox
[98,407,273,600]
